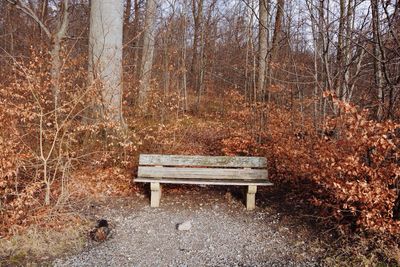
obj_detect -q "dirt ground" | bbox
[53,185,327,266]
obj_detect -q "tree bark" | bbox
[133,0,141,78]
[371,0,384,120]
[269,0,284,62]
[124,0,132,37]
[137,0,156,108]
[335,0,345,103]
[50,0,69,113]
[88,0,124,123]
[267,0,285,102]
[191,0,204,96]
[257,0,269,101]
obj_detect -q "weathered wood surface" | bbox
[138,166,268,180]
[139,154,267,168]
[150,182,161,207]
[136,154,272,210]
[135,177,273,186]
[247,185,258,210]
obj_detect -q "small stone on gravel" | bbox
[177,221,192,231]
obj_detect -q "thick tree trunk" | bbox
[88,0,124,123]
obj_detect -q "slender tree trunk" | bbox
[40,0,48,24]
[335,0,345,105]
[163,43,170,95]
[196,18,205,111]
[258,0,269,101]
[191,0,204,97]
[6,4,15,57]
[269,0,285,62]
[138,0,157,108]
[133,0,141,78]
[343,0,355,102]
[267,0,285,103]
[244,0,254,103]
[124,0,132,37]
[50,0,69,113]
[371,0,384,120]
[181,14,188,111]
[307,0,320,130]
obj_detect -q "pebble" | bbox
[177,221,192,231]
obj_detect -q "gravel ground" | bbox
[54,187,325,266]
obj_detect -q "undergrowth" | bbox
[0,57,399,264]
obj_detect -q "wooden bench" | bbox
[135,154,272,210]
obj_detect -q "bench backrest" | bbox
[138,154,268,181]
[139,154,267,168]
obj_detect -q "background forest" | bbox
[0,0,399,264]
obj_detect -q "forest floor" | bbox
[52,185,328,267]
[3,97,395,265]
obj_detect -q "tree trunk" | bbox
[335,0,345,104]
[40,0,48,21]
[137,0,156,108]
[267,0,285,102]
[133,0,141,78]
[88,0,124,123]
[49,0,69,112]
[124,0,132,37]
[257,0,269,101]
[269,0,284,62]
[181,14,188,111]
[371,0,384,120]
[191,0,204,97]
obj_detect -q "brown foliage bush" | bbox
[0,52,138,236]
[221,91,400,234]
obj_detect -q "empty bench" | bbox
[135,154,272,210]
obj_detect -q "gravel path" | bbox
[54,187,324,266]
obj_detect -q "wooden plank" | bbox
[135,177,273,186]
[138,166,268,180]
[139,154,267,168]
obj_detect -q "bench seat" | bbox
[135,154,272,210]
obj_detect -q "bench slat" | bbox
[135,177,272,186]
[138,166,268,180]
[139,154,267,168]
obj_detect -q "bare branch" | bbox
[6,0,52,39]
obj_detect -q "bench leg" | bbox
[150,183,162,207]
[246,185,257,210]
